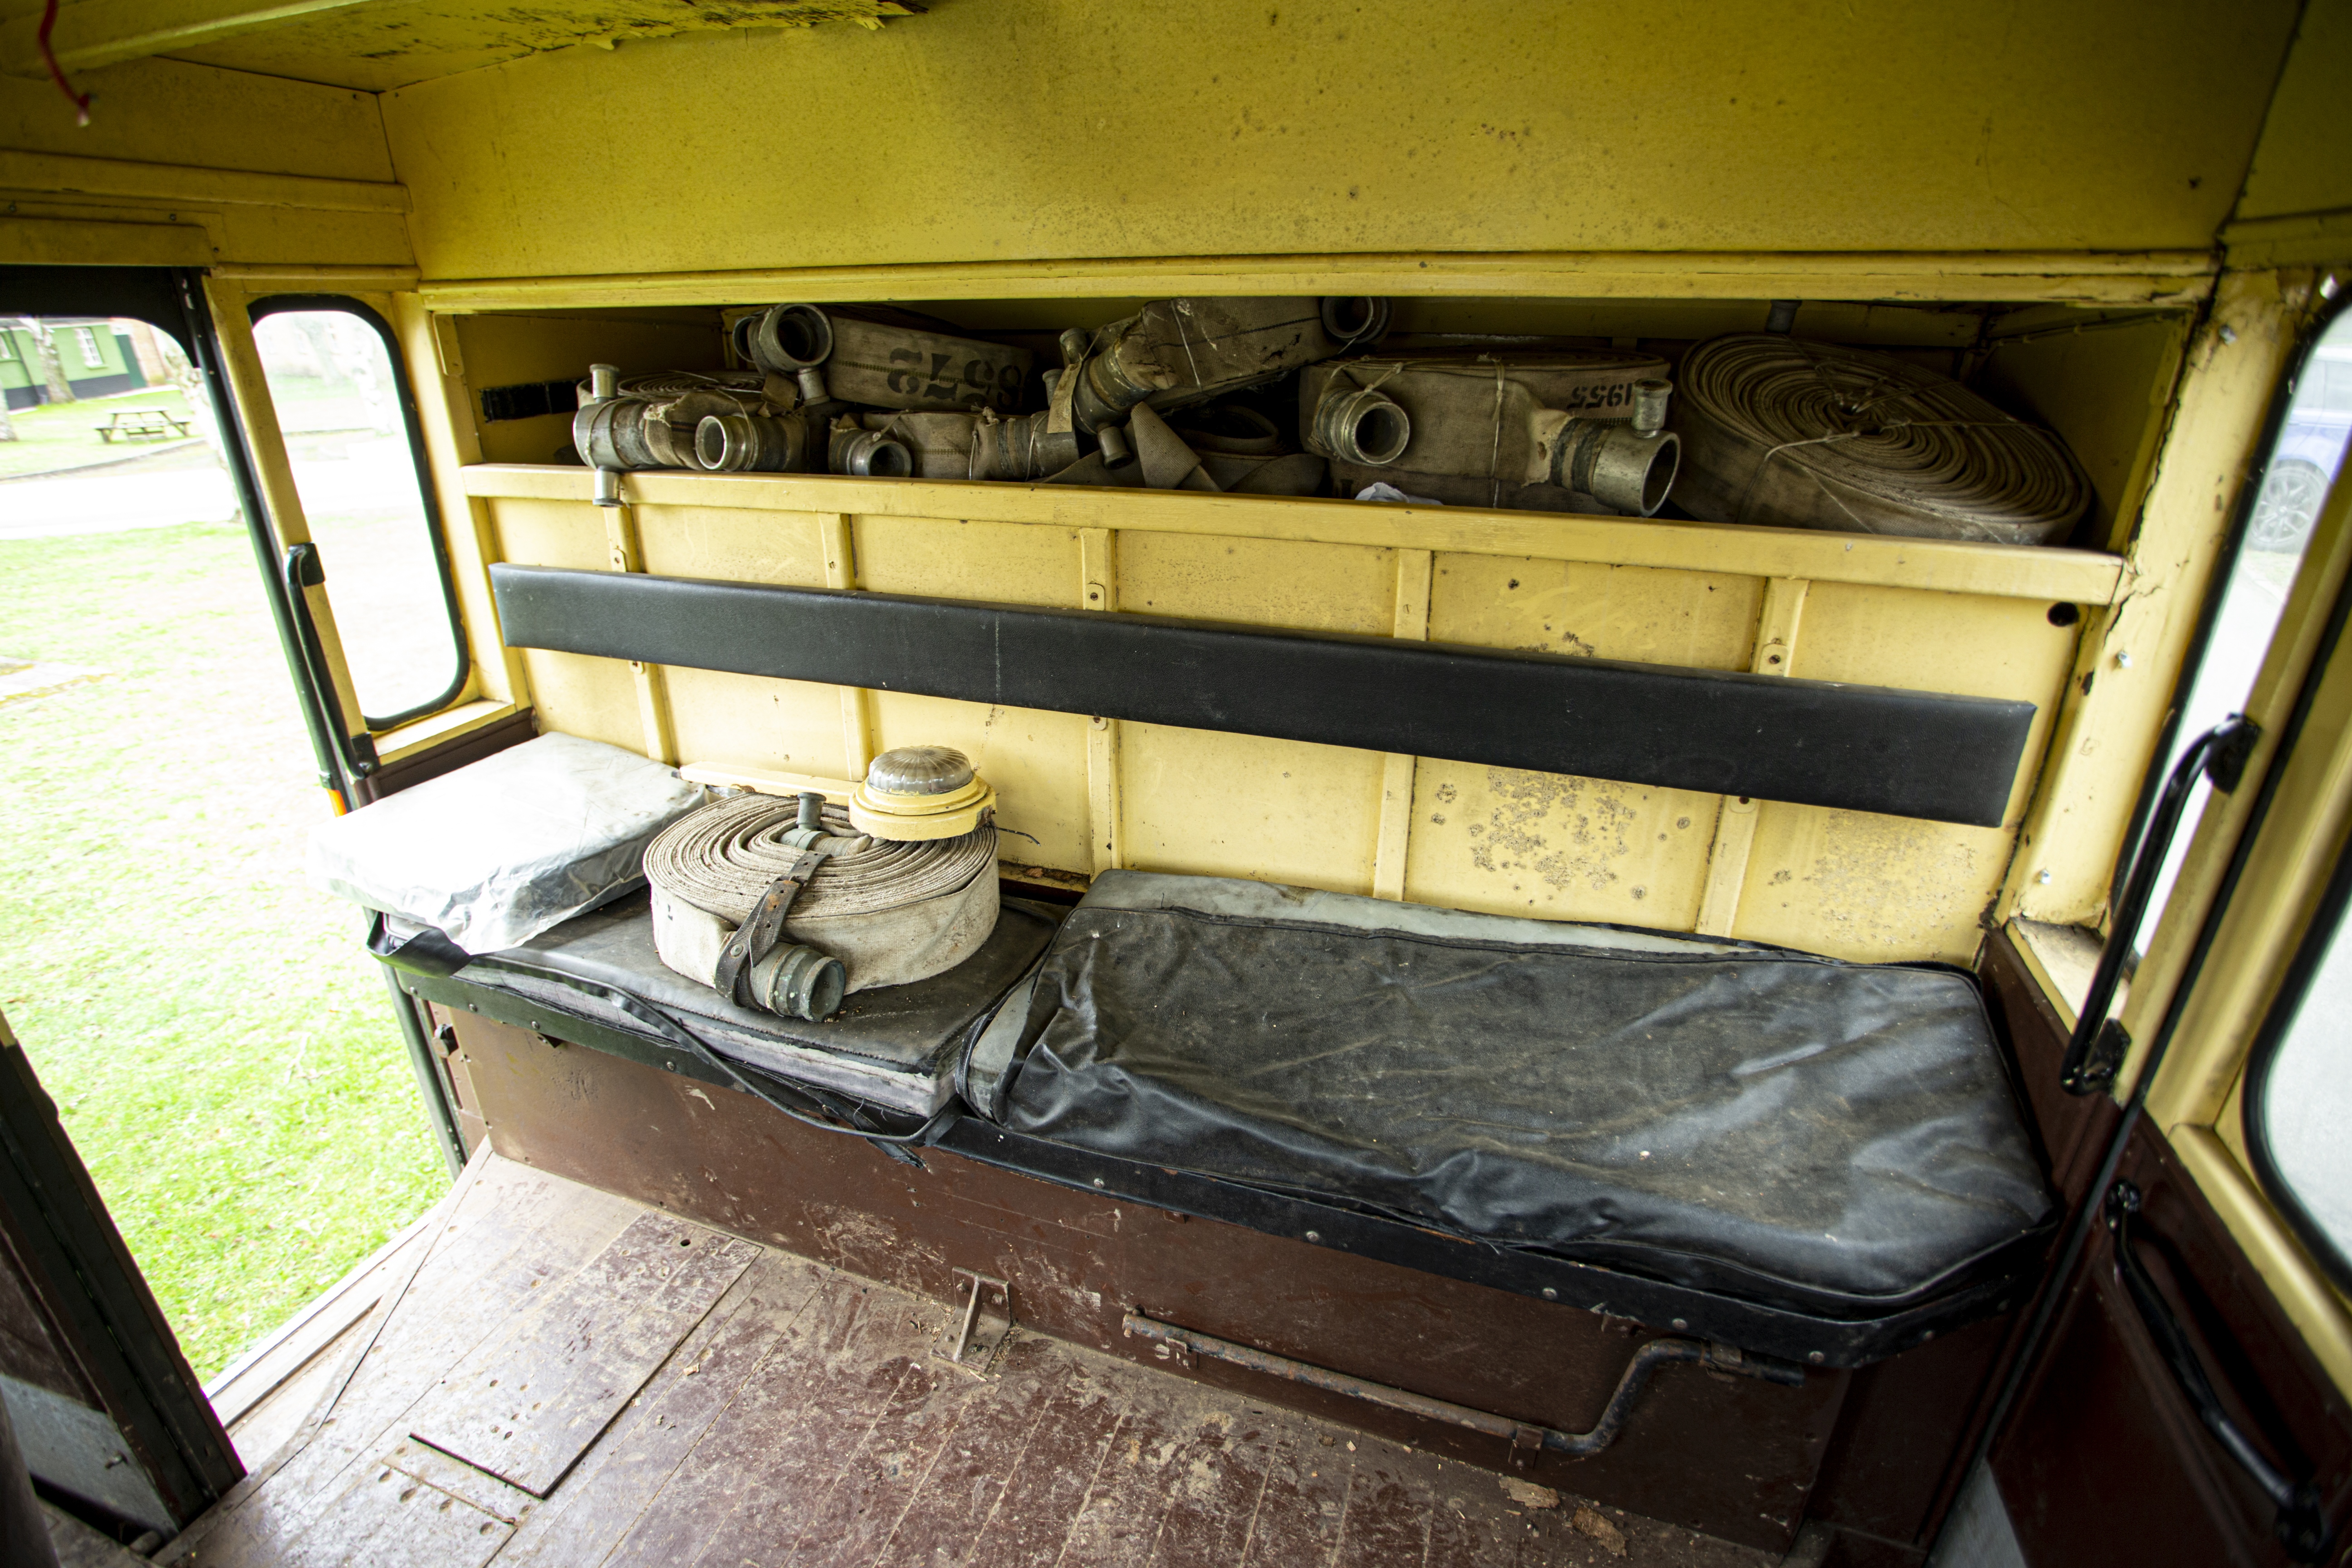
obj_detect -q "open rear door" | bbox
[1983,312,2352,1566]
[0,1011,241,1540]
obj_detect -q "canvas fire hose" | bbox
[1300,352,1681,515]
[1670,333,2092,544]
[643,747,1000,1020]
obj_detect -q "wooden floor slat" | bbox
[178,1156,1784,1568]
[496,1255,818,1567]
[407,1211,758,1497]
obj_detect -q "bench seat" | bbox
[972,871,2055,1319]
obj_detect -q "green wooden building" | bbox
[0,319,147,411]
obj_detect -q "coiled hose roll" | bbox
[644,794,998,1001]
[1671,334,2092,546]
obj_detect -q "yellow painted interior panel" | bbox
[1732,806,2013,964]
[1120,726,1384,896]
[513,646,640,749]
[1973,312,2193,551]
[853,516,1081,609]
[868,693,1092,872]
[664,667,858,780]
[142,0,921,93]
[485,494,607,571]
[632,504,830,587]
[1428,555,1763,666]
[1404,764,1720,930]
[377,0,2296,280]
[1116,534,1393,632]
[2233,0,2352,224]
[0,56,396,181]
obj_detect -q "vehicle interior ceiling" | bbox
[2,3,2349,1566]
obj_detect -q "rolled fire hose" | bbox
[1671,333,2092,545]
[644,790,998,1020]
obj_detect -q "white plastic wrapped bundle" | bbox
[307,732,704,954]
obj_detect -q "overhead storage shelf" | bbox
[460,462,2129,604]
[413,249,2219,314]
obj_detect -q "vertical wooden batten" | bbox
[821,513,876,780]
[1696,577,1812,936]
[1373,549,1435,901]
[598,491,677,764]
[1081,527,1122,878]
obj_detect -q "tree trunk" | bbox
[7,319,77,405]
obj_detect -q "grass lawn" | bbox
[0,388,202,480]
[0,517,444,1380]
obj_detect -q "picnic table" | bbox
[93,407,192,442]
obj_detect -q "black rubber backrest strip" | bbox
[490,563,2034,826]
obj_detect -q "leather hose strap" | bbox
[710,848,828,1008]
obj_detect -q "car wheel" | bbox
[2249,458,2331,553]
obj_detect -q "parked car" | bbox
[2250,340,2352,550]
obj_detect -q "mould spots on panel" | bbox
[1789,817,1980,952]
[1466,768,1640,892]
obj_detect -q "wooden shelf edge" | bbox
[461,463,2127,605]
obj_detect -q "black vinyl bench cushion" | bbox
[988,872,2054,1319]
[389,890,1061,1116]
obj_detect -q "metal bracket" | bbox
[1508,1425,1544,1471]
[1139,1327,1195,1371]
[934,1270,1012,1374]
[1122,1312,1803,1462]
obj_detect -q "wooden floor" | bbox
[162,1153,1800,1568]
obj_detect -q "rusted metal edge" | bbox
[1121,1312,1803,1458]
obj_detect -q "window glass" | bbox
[250,306,462,725]
[2130,311,2352,949]
[2255,852,2352,1279]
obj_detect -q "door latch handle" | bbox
[281,542,377,779]
[2062,717,2259,1094]
[2105,1181,2332,1562]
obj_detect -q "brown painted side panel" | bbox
[1787,926,2078,1563]
[1803,1313,2011,1554]
[1977,929,2121,1210]
[0,1232,94,1405]
[446,1009,1845,1552]
[1993,1121,2352,1568]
